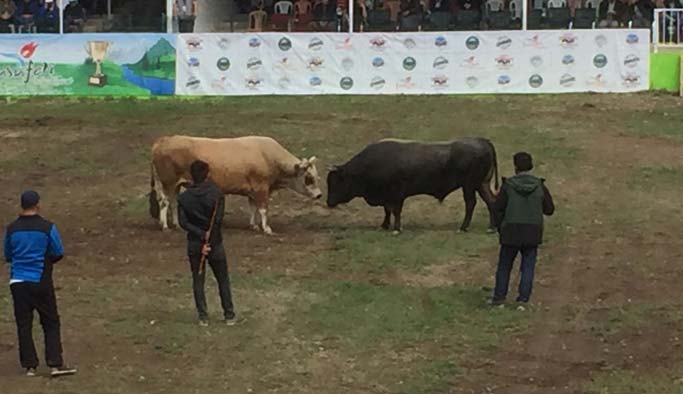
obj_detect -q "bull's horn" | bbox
[327,165,338,171]
[308,156,317,163]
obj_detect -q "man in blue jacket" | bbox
[3,191,77,377]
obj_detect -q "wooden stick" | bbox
[679,54,682,98]
[198,200,219,275]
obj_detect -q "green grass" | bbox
[584,369,683,394]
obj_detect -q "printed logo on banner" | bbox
[561,54,575,66]
[622,73,641,87]
[530,56,543,68]
[528,74,543,88]
[247,57,263,70]
[403,38,417,49]
[593,54,608,68]
[211,75,231,90]
[278,37,292,51]
[370,37,387,50]
[372,57,385,68]
[274,57,292,70]
[216,57,230,71]
[497,75,511,85]
[560,73,576,87]
[524,35,544,49]
[342,57,354,71]
[595,34,608,48]
[587,73,606,87]
[624,54,640,68]
[461,56,479,68]
[495,55,513,69]
[309,37,324,51]
[432,75,449,88]
[370,76,386,90]
[435,36,448,48]
[248,37,261,48]
[340,76,354,90]
[187,57,200,67]
[246,76,263,89]
[403,57,417,70]
[309,76,322,86]
[465,36,479,50]
[466,76,479,88]
[626,33,639,45]
[278,77,291,89]
[218,38,230,50]
[186,76,201,90]
[397,76,415,89]
[336,37,353,49]
[308,57,325,70]
[186,37,203,51]
[559,33,578,48]
[496,36,512,49]
[433,56,448,70]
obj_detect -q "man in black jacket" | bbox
[492,152,555,307]
[177,160,236,326]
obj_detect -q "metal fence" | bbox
[653,8,683,52]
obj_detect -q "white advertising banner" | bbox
[176,30,649,95]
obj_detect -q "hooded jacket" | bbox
[494,173,555,247]
[177,181,225,254]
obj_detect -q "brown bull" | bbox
[150,135,322,234]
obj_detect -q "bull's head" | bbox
[289,156,323,200]
[326,165,353,208]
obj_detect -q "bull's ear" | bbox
[294,162,304,175]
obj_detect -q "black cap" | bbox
[21,190,40,210]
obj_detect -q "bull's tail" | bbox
[149,162,160,220]
[487,139,499,191]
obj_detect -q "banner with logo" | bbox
[0,34,176,96]
[176,30,649,95]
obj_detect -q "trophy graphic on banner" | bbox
[85,41,111,87]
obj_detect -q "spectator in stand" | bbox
[430,0,450,12]
[312,0,337,29]
[400,0,422,17]
[15,0,39,33]
[174,0,198,33]
[0,0,17,33]
[458,0,481,12]
[36,0,59,32]
[629,0,653,27]
[598,0,626,27]
[64,0,87,32]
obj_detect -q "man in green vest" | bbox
[492,152,555,307]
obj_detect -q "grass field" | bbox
[0,94,682,393]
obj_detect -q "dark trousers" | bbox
[189,246,235,320]
[10,281,64,369]
[178,17,195,33]
[493,245,538,303]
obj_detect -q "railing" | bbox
[653,8,683,52]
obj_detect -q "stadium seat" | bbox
[487,10,511,29]
[367,9,393,31]
[545,7,570,28]
[572,8,596,28]
[399,14,422,31]
[455,9,481,30]
[426,11,453,30]
[527,9,543,28]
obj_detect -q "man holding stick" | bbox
[178,160,236,326]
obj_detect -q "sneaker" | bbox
[50,365,77,377]
[26,368,37,377]
[516,305,526,312]
[199,319,209,327]
[491,299,505,307]
[225,316,238,326]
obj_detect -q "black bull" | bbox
[326,138,499,232]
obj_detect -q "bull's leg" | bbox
[158,194,170,230]
[170,195,180,228]
[259,208,273,235]
[391,201,404,233]
[477,184,497,233]
[254,190,273,235]
[460,187,477,232]
[381,207,391,230]
[248,197,260,231]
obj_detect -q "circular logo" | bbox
[497,36,512,49]
[278,37,292,51]
[562,54,575,66]
[466,76,479,88]
[530,56,543,68]
[466,36,480,50]
[433,56,448,70]
[372,57,385,68]
[278,77,291,89]
[403,57,416,71]
[404,38,416,49]
[498,75,511,85]
[593,54,608,68]
[626,33,639,44]
[218,38,230,50]
[247,57,262,70]
[435,36,448,48]
[595,34,608,48]
[624,54,639,68]
[370,76,385,90]
[217,57,230,71]
[309,76,322,86]
[342,57,354,71]
[529,74,543,88]
[340,76,354,90]
[249,37,261,48]
[309,37,324,51]
[188,57,200,67]
[560,73,576,87]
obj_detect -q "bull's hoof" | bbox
[263,227,274,236]
[392,229,402,235]
[250,225,260,232]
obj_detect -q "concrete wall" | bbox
[194,0,235,32]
